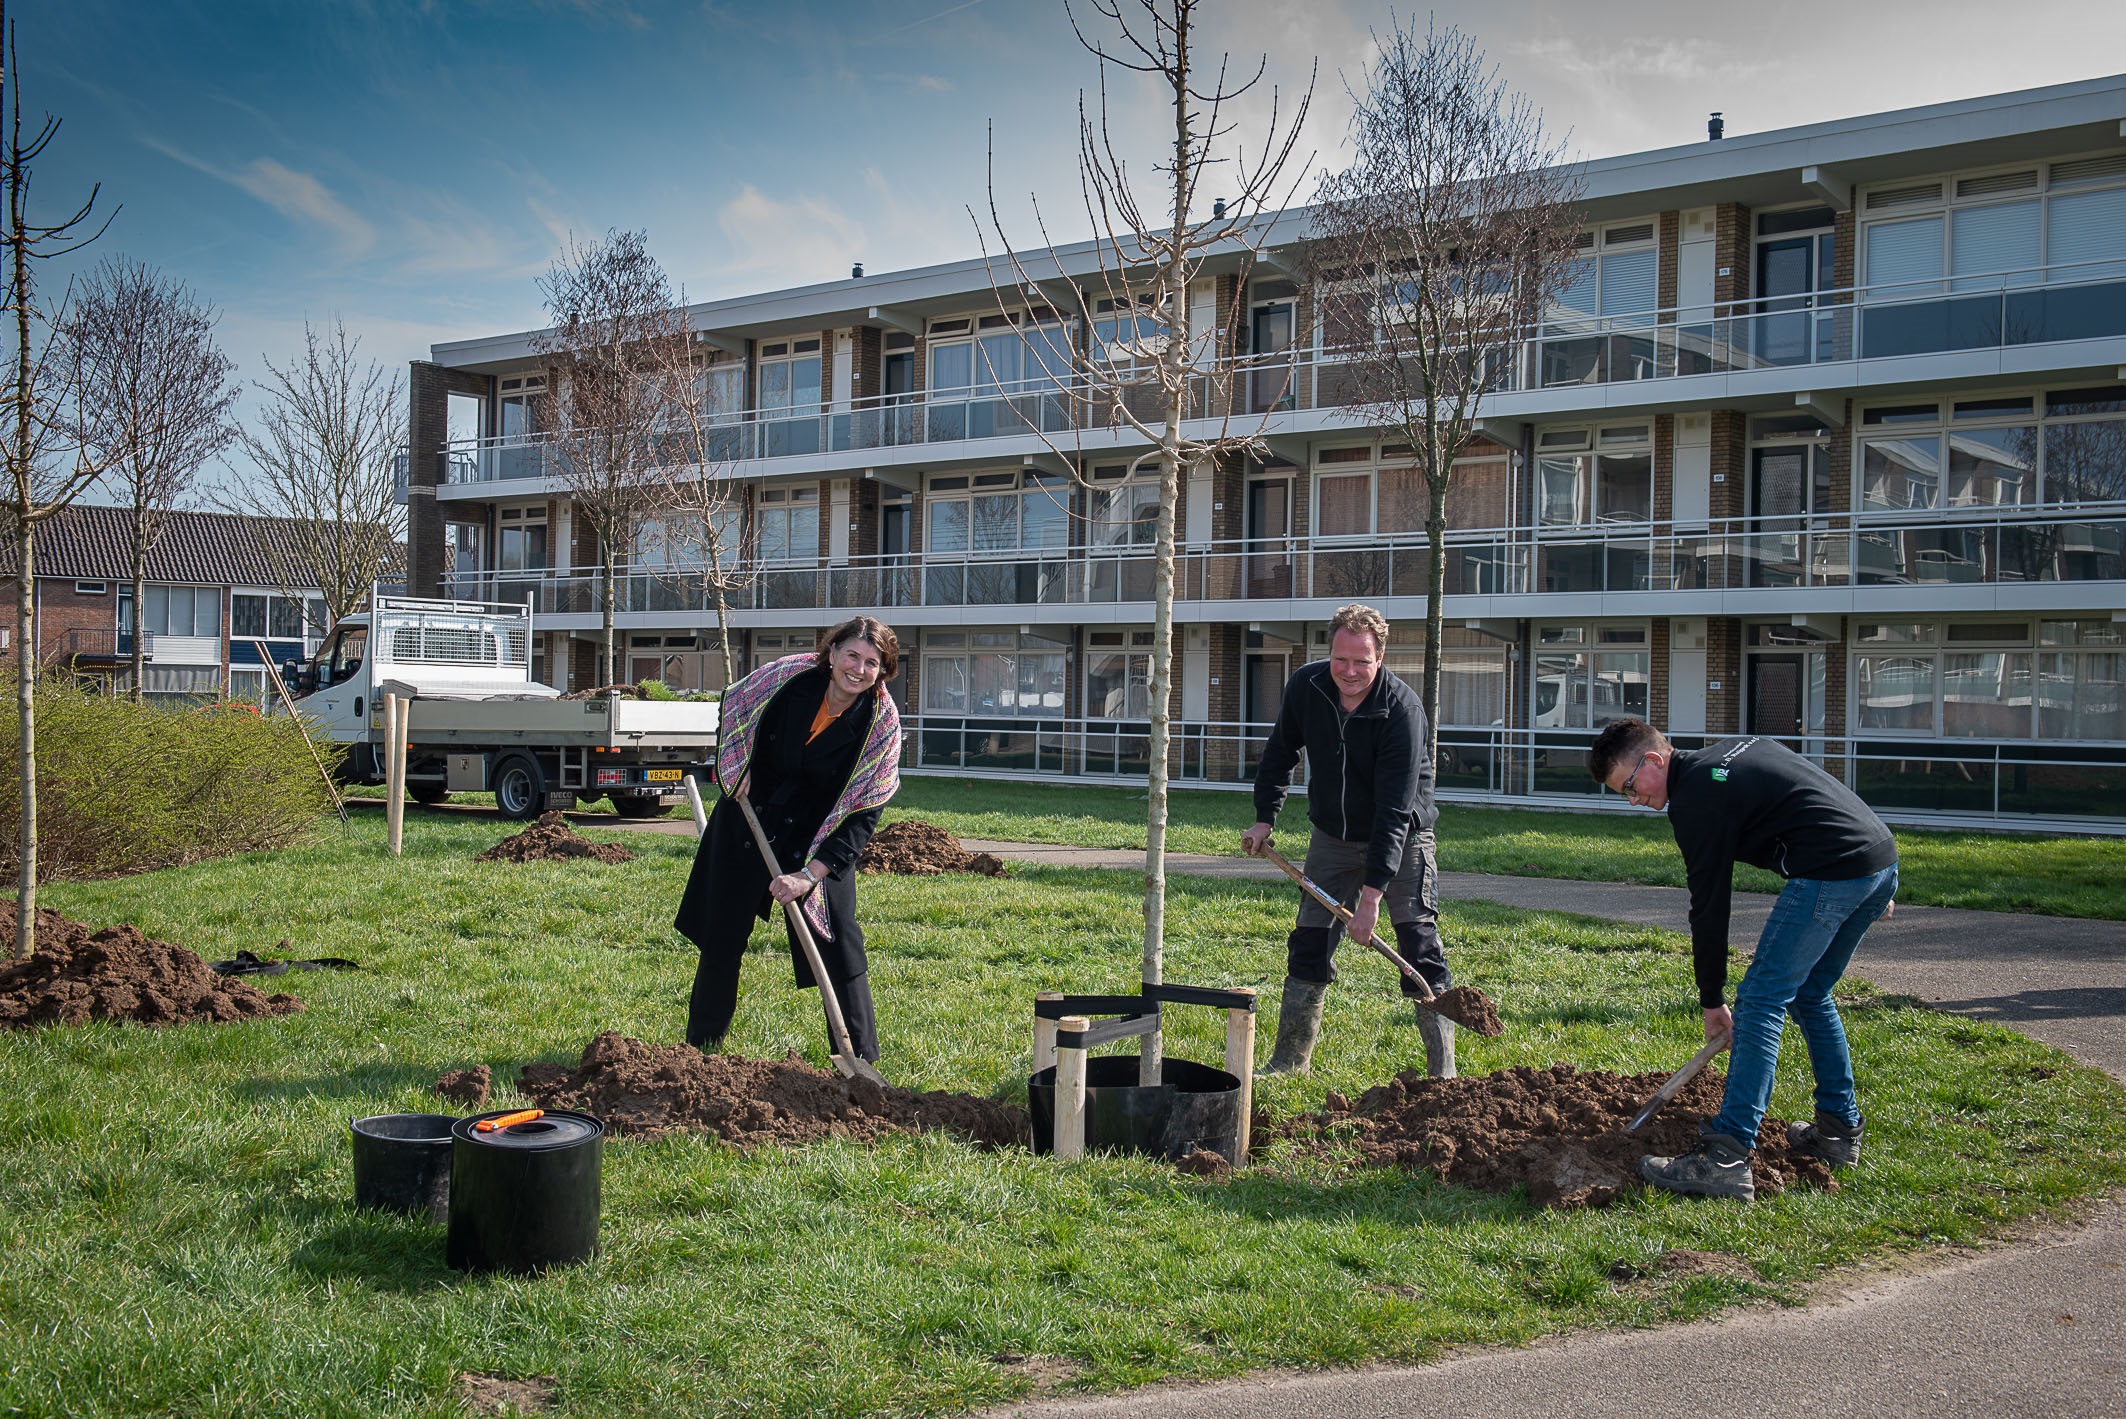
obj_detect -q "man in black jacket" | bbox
[1242,604,1453,1077]
[1590,718,1899,1203]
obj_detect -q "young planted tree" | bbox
[643,331,749,691]
[1,1,122,956]
[1307,19,1582,760]
[986,0,1310,1081]
[229,319,404,631]
[534,229,688,689]
[66,256,240,701]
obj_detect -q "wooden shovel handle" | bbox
[733,793,877,1081]
[1258,844,1437,1003]
[1627,1031,1732,1132]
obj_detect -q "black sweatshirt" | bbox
[1252,661,1435,890]
[1667,736,1899,1008]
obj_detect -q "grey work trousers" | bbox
[1287,827,1449,993]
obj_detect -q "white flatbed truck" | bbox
[281,595,719,819]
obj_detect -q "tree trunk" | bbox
[129,566,145,706]
[1422,445,1449,768]
[14,517,35,959]
[601,545,617,688]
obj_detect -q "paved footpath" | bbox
[958,837,2126,1419]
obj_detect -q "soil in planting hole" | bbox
[1269,1061,1835,1209]
[475,812,636,864]
[514,1031,1028,1148]
[0,907,303,1028]
[859,820,1006,877]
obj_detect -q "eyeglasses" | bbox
[1620,752,1655,800]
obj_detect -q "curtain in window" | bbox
[1599,251,1658,324]
[1316,473,1371,537]
[2047,187,2126,281]
[1864,217,1944,295]
[1950,201,2039,289]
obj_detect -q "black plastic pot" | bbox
[445,1109,604,1275]
[1029,1055,1245,1164]
[349,1113,457,1224]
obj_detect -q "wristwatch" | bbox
[803,862,827,889]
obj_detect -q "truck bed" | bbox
[400,695,719,750]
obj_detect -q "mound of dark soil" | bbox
[516,1031,1028,1149]
[0,906,303,1028]
[475,812,636,864]
[435,1065,492,1108]
[859,819,1006,877]
[1271,1061,1834,1209]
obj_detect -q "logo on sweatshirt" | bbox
[1711,767,1730,782]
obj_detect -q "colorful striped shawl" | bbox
[715,653,901,942]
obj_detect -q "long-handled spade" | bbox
[1258,845,1501,1037]
[1626,1031,1732,1131]
[733,794,887,1086]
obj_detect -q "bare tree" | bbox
[642,333,749,691]
[985,0,1310,1081]
[1,2,122,957]
[228,320,404,630]
[66,256,239,701]
[1307,19,1582,760]
[534,228,688,688]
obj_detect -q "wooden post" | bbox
[1032,991,1062,1076]
[383,694,404,856]
[1053,1016,1088,1162]
[682,773,708,838]
[1224,989,1257,1167]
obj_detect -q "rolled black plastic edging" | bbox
[1029,1056,1244,1164]
[350,1113,457,1224]
[445,1109,604,1275]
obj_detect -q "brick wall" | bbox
[1707,617,1741,734]
[1648,617,1670,728]
[1714,203,1751,307]
[407,361,492,598]
[1657,209,1680,316]
[1653,414,1675,522]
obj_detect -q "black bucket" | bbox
[350,1113,457,1224]
[445,1109,604,1275]
[1029,1056,1246,1165]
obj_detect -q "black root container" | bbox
[350,1113,458,1224]
[446,1109,604,1274]
[1029,1056,1245,1163]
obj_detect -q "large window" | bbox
[757,487,819,563]
[140,585,220,639]
[1859,385,2126,513]
[1085,630,1155,719]
[1532,624,1649,730]
[921,629,1067,717]
[1854,619,2126,741]
[1555,221,1659,324]
[1535,425,1653,525]
[230,592,327,642]
[928,310,1072,398]
[757,339,822,415]
[925,470,1069,606]
[1859,154,2126,295]
[1309,443,1511,536]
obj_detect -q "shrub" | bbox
[0,676,340,881]
[638,678,675,701]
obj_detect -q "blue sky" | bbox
[20,0,2126,461]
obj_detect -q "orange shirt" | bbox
[807,693,838,743]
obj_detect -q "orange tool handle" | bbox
[474,1108,544,1132]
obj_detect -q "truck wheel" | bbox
[409,784,451,806]
[610,794,664,819]
[493,754,547,820]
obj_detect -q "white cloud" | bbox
[227,158,377,257]
[713,184,867,287]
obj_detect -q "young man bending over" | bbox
[1590,719,1899,1203]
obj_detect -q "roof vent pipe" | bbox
[1708,112,1725,141]
[851,261,864,279]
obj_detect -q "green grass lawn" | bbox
[4,812,2123,1417]
[881,778,2126,920]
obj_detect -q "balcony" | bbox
[43,628,140,664]
[443,502,2126,621]
[434,261,2126,489]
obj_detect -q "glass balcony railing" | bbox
[434,260,2126,486]
[441,503,2126,617]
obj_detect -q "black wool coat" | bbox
[672,666,885,987]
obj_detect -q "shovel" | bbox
[734,793,887,1086]
[1626,1030,1731,1131]
[1257,844,1499,1035]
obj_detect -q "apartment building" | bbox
[405,74,2126,829]
[3,504,335,703]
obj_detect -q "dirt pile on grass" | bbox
[475,812,636,864]
[859,819,1006,876]
[1272,1062,1834,1209]
[515,1031,1028,1149]
[0,907,302,1028]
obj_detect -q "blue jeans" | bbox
[1710,864,1899,1148]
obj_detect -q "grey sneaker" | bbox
[1790,1112,1865,1169]
[1638,1131,1756,1203]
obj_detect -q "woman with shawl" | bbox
[675,616,902,1061]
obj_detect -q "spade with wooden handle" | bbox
[1627,1031,1732,1131]
[734,793,886,1086]
[1258,844,1442,1005]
